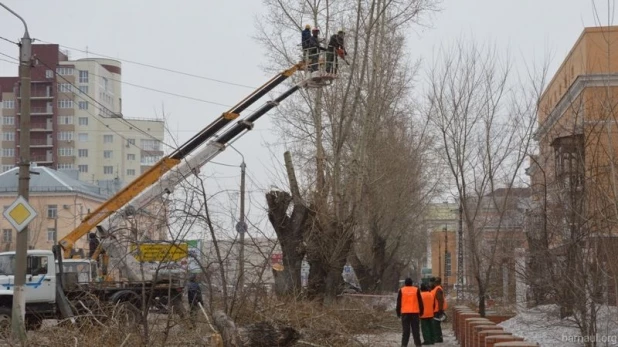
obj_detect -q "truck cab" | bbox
[0,250,57,319]
[60,258,98,284]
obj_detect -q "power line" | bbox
[0,58,17,65]
[35,39,257,89]
[0,36,18,45]
[0,51,18,61]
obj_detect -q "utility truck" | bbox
[0,56,337,329]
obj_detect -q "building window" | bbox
[127,139,135,146]
[57,163,74,170]
[57,83,72,93]
[58,148,74,157]
[99,76,108,90]
[56,67,74,76]
[58,99,73,109]
[2,100,14,109]
[78,164,88,173]
[47,205,58,219]
[141,155,159,165]
[59,116,74,125]
[1,165,12,172]
[127,153,135,161]
[2,116,14,125]
[2,132,15,141]
[47,228,56,242]
[78,70,89,83]
[140,139,160,151]
[77,133,88,142]
[103,135,113,143]
[103,166,114,175]
[78,117,88,126]
[78,149,88,157]
[78,85,88,94]
[127,169,135,176]
[103,150,113,159]
[58,132,74,141]
[45,70,54,79]
[1,148,14,157]
[78,101,88,110]
[2,229,11,243]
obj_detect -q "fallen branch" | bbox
[119,333,132,347]
[78,300,106,327]
[198,301,218,333]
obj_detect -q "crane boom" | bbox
[58,63,304,258]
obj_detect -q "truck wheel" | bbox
[0,308,10,332]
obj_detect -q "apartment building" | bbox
[0,44,164,191]
[529,26,618,306]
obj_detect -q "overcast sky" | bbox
[0,0,613,237]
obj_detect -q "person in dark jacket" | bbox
[301,24,312,50]
[307,27,326,72]
[396,278,425,347]
[326,30,346,73]
[187,274,203,317]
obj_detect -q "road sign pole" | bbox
[6,7,32,341]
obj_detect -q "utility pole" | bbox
[237,161,246,292]
[1,2,32,342]
[444,226,448,292]
[457,200,464,302]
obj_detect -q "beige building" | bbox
[0,164,107,252]
[0,44,164,192]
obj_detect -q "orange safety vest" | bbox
[432,285,448,312]
[400,286,420,314]
[420,291,434,318]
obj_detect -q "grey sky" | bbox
[0,0,614,237]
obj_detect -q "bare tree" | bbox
[258,0,439,299]
[426,39,544,315]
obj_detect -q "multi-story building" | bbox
[0,164,107,252]
[0,44,164,191]
[529,26,618,306]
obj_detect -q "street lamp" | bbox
[0,2,31,342]
[229,145,247,292]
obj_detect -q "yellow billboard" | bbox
[130,242,189,262]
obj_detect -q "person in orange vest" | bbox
[420,283,435,345]
[430,277,447,343]
[396,278,424,347]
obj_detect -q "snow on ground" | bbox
[498,304,618,346]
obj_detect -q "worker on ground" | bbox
[187,274,203,323]
[326,29,346,73]
[307,27,326,72]
[396,277,424,347]
[430,277,447,343]
[301,24,312,64]
[420,283,435,345]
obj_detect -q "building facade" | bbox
[0,165,107,252]
[529,26,618,306]
[424,202,459,290]
[0,44,164,191]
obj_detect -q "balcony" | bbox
[17,106,53,115]
[17,92,53,100]
[17,123,53,132]
[32,154,53,163]
[16,139,53,147]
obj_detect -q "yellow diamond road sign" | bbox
[3,195,37,232]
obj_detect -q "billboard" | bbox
[130,242,188,262]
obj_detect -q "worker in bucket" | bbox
[326,29,347,73]
[307,26,326,72]
[187,274,203,321]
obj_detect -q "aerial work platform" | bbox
[302,50,340,88]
